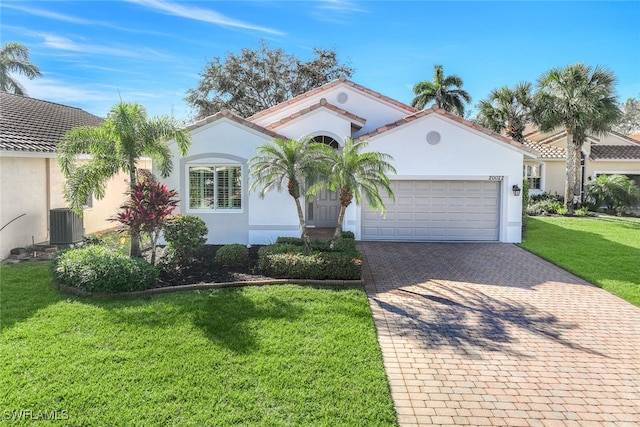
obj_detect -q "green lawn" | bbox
[520,215,640,306]
[0,262,397,426]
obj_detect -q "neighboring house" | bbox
[0,93,148,258]
[160,77,536,245]
[522,128,640,198]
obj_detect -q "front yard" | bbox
[520,215,640,307]
[0,263,397,426]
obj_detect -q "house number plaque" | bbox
[488,176,504,181]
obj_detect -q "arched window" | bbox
[310,135,339,149]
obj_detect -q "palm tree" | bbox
[57,102,191,258]
[248,137,330,251]
[476,82,534,142]
[411,64,471,117]
[318,138,396,249]
[534,63,621,213]
[0,42,42,95]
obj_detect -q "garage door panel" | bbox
[362,180,500,241]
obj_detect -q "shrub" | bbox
[526,200,564,216]
[53,245,158,293]
[585,174,640,215]
[258,246,361,280]
[341,231,355,239]
[163,215,208,262]
[275,236,304,246]
[529,192,564,204]
[215,244,249,268]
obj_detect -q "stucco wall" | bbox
[0,156,49,257]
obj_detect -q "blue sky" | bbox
[2,1,639,122]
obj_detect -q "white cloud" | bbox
[312,0,368,23]
[126,0,285,35]
[39,33,174,62]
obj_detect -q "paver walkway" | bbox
[359,242,640,427]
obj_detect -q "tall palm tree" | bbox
[0,42,42,95]
[411,64,471,117]
[318,138,396,249]
[534,63,621,213]
[248,137,330,251]
[476,82,534,142]
[57,102,191,258]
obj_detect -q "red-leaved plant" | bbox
[111,171,178,265]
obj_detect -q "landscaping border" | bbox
[55,278,365,299]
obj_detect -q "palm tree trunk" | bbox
[128,167,142,258]
[564,129,576,214]
[294,197,312,251]
[329,205,347,250]
[572,144,583,209]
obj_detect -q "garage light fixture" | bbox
[512,185,521,196]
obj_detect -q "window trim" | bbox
[524,163,543,191]
[186,163,243,213]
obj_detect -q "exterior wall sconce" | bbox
[512,185,521,196]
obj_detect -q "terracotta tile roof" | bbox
[629,133,640,142]
[355,105,538,156]
[187,108,286,139]
[590,145,640,160]
[0,93,104,153]
[522,141,566,159]
[265,98,366,130]
[248,76,417,121]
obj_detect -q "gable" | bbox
[249,77,416,136]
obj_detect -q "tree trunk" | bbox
[329,205,347,250]
[128,167,142,258]
[564,129,576,214]
[330,188,353,250]
[572,144,582,210]
[294,197,312,251]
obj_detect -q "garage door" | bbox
[361,180,500,241]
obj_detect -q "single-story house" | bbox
[160,77,536,245]
[522,128,640,198]
[0,93,149,258]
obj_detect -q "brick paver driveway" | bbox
[359,242,640,427]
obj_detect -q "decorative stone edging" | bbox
[55,278,365,299]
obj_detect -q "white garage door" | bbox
[361,180,500,241]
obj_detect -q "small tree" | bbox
[315,138,396,249]
[249,137,331,251]
[585,174,640,215]
[111,172,178,265]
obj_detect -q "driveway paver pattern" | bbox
[359,242,640,427]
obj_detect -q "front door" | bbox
[307,187,339,228]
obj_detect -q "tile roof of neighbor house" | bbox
[187,108,287,139]
[630,133,640,142]
[0,92,104,153]
[355,105,538,156]
[265,98,367,130]
[522,141,566,159]
[590,145,640,160]
[248,76,418,121]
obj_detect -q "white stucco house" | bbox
[161,77,536,245]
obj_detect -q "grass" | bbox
[520,215,640,306]
[0,262,397,426]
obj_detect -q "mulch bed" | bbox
[153,245,273,288]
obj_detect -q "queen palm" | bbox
[411,64,471,117]
[476,82,534,142]
[57,102,191,258]
[534,63,621,213]
[248,137,330,251]
[318,138,396,249]
[0,42,42,95]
